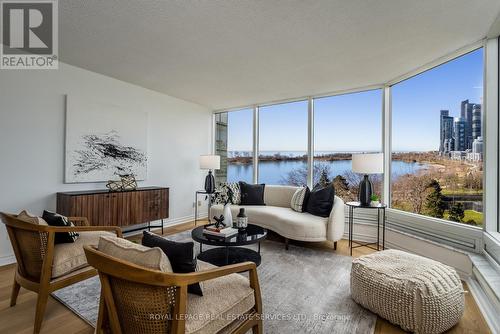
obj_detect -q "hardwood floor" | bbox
[0,220,491,334]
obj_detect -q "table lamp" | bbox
[352,153,383,206]
[199,155,220,193]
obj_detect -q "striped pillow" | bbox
[290,186,310,212]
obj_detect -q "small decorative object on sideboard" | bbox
[370,194,380,207]
[106,180,123,192]
[120,174,138,190]
[236,208,248,231]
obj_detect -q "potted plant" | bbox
[370,194,380,207]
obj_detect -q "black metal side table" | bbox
[346,201,386,256]
[194,190,213,226]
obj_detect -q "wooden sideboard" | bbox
[57,187,169,232]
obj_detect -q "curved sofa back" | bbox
[263,185,300,208]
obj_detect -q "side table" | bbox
[346,201,386,256]
[194,190,213,226]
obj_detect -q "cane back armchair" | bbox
[0,212,122,334]
[84,245,263,334]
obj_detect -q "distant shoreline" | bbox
[227,152,443,164]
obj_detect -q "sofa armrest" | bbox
[327,196,345,242]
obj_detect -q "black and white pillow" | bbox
[290,186,310,212]
[42,210,79,244]
[225,182,241,204]
[211,182,241,205]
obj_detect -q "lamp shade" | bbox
[352,153,383,174]
[199,155,220,170]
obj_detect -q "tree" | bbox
[424,179,445,218]
[392,174,432,214]
[448,202,465,223]
[333,175,353,201]
[319,169,330,187]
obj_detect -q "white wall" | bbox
[0,62,212,265]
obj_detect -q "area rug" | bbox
[52,231,376,333]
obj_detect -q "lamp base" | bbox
[204,170,215,193]
[358,174,373,206]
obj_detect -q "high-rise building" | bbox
[461,99,474,149]
[472,104,481,139]
[453,117,466,151]
[439,110,454,153]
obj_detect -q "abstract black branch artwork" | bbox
[72,131,147,178]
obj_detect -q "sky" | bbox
[227,48,483,152]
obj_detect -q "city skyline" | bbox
[227,48,483,152]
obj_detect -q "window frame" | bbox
[213,39,499,254]
[386,45,486,234]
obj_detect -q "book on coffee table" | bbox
[203,226,239,238]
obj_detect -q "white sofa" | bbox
[210,185,345,249]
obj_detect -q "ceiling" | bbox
[59,1,500,110]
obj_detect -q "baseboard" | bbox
[123,213,208,236]
[467,277,500,334]
[0,254,16,267]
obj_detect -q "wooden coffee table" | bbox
[191,224,267,267]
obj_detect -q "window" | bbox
[391,48,484,227]
[214,109,254,184]
[258,100,308,185]
[313,90,382,201]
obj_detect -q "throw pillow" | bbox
[17,210,48,225]
[211,182,241,205]
[142,231,203,296]
[290,186,310,212]
[225,182,241,204]
[42,210,79,244]
[306,183,335,217]
[98,235,172,272]
[239,182,266,205]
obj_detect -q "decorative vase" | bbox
[371,200,380,207]
[236,208,248,231]
[222,203,233,227]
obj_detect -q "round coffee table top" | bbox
[191,224,267,247]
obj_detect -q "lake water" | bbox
[228,159,427,185]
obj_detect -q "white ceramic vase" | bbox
[223,203,233,227]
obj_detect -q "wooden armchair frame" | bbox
[84,245,263,334]
[0,212,122,334]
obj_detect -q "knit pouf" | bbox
[351,250,464,334]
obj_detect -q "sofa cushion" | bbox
[306,183,335,217]
[98,235,172,272]
[264,185,299,208]
[142,231,203,296]
[290,186,310,212]
[185,261,255,334]
[52,231,115,278]
[239,182,265,205]
[211,204,328,241]
[17,210,48,225]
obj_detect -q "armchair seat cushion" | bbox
[185,261,255,334]
[52,231,115,278]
